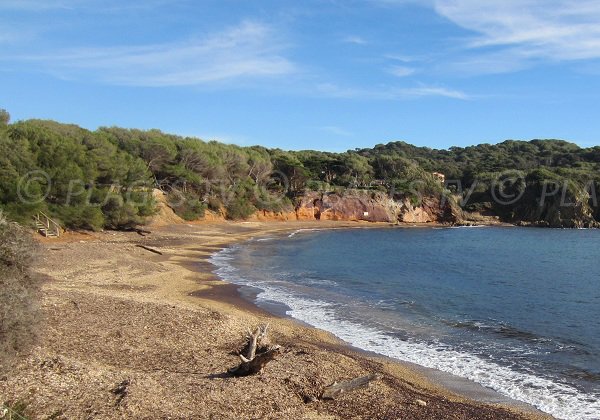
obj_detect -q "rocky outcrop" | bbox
[248,210,297,222]
[294,191,395,222]
[514,196,599,228]
[494,183,600,228]
[398,195,462,224]
[148,188,462,225]
[292,191,461,224]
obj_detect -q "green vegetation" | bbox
[1,108,600,228]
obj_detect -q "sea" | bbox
[210,226,600,419]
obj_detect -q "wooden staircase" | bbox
[34,212,62,238]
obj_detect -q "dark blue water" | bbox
[212,226,600,419]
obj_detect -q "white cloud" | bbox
[343,35,368,45]
[372,0,435,7]
[0,24,38,46]
[315,82,469,100]
[388,65,416,77]
[378,0,600,74]
[394,85,469,99]
[0,0,75,11]
[0,0,178,12]
[0,30,18,44]
[384,53,420,63]
[319,125,354,136]
[441,49,533,75]
[6,21,295,86]
[432,0,600,69]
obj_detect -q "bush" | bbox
[52,205,105,231]
[225,197,256,220]
[102,196,142,229]
[128,190,156,218]
[167,190,206,221]
[0,211,40,372]
[207,196,222,213]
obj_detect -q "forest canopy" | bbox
[1,110,599,229]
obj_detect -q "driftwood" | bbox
[135,244,163,255]
[321,373,381,400]
[228,324,281,376]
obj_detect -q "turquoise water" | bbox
[211,226,600,419]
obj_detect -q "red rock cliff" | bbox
[292,191,460,224]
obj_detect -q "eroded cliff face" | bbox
[292,191,461,224]
[151,185,600,227]
[481,183,600,228]
[233,188,600,227]
[149,188,461,225]
[512,190,600,228]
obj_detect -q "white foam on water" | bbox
[448,225,487,229]
[288,228,325,237]
[210,247,600,420]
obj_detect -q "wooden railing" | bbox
[33,212,62,238]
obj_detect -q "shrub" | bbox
[52,205,105,231]
[102,196,141,229]
[225,197,256,220]
[0,211,40,372]
[167,190,206,221]
[255,194,293,213]
[207,196,222,213]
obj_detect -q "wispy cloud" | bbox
[432,0,600,73]
[372,0,435,7]
[316,82,469,100]
[384,53,421,63]
[319,125,354,136]
[0,29,20,44]
[342,35,368,45]
[441,49,533,76]
[0,0,179,12]
[0,24,38,46]
[387,65,416,77]
[434,0,600,59]
[397,85,469,99]
[5,21,296,86]
[0,0,75,11]
[377,0,600,74]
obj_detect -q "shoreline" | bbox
[2,220,549,419]
[200,222,546,415]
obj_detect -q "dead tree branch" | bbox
[228,324,280,376]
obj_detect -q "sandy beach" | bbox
[1,221,550,419]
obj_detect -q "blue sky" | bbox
[2,0,600,151]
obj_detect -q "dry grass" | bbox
[0,211,41,373]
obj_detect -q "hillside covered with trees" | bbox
[1,109,600,229]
